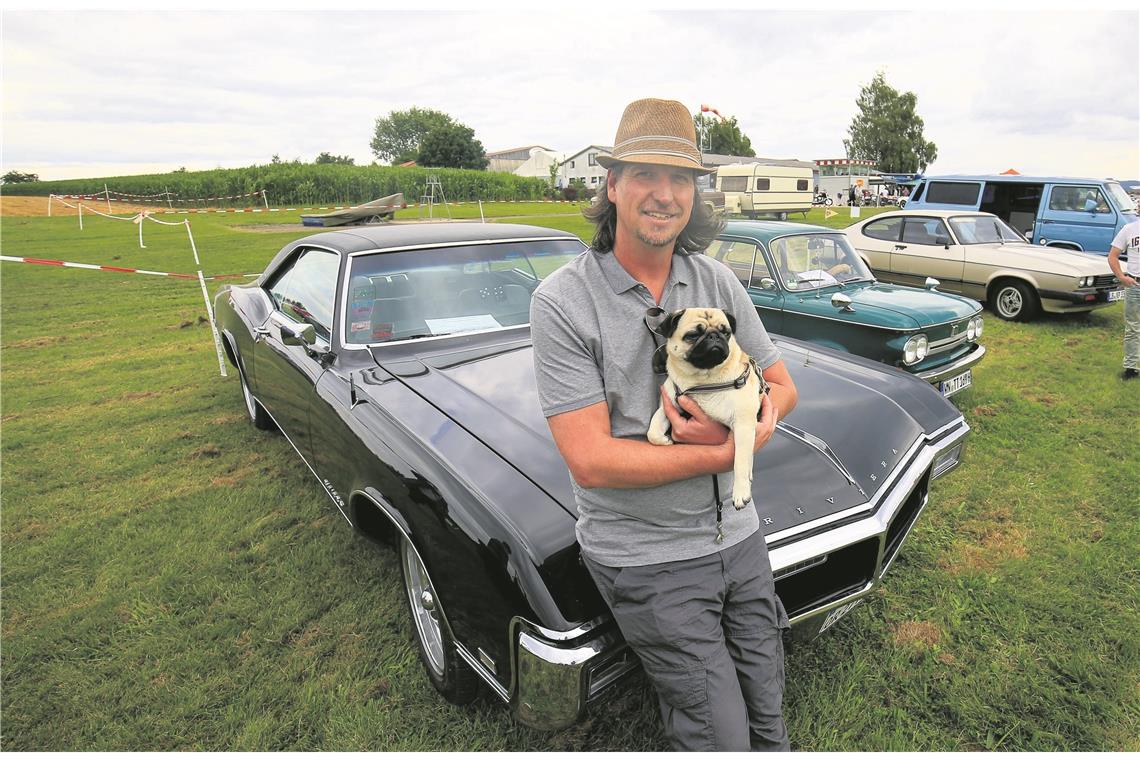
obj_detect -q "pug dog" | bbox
[647,308,768,508]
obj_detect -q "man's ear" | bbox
[660,309,687,338]
[724,311,737,334]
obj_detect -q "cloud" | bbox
[2,10,1137,181]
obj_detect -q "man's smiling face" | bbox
[608,162,696,251]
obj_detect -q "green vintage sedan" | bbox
[708,220,986,398]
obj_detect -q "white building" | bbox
[558,145,611,190]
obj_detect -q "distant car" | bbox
[213,222,970,730]
[708,221,986,398]
[903,174,1139,254]
[843,210,1124,321]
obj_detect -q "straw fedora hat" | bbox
[596,98,711,175]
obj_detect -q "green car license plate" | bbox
[940,370,972,397]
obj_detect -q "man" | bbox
[530,98,798,751]
[1107,217,1140,380]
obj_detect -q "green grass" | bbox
[2,203,1137,750]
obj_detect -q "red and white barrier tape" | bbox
[0,256,257,281]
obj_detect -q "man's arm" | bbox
[1108,246,1137,287]
[548,359,795,490]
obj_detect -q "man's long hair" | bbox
[582,165,725,255]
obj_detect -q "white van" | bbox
[715,163,814,219]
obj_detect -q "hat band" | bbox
[613,134,699,152]
[612,148,704,164]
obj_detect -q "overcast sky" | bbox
[3,8,1138,182]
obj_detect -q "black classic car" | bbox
[213,223,970,730]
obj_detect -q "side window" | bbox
[1049,185,1110,213]
[717,240,761,288]
[902,218,952,246]
[266,248,340,342]
[721,176,748,192]
[796,179,809,191]
[755,178,770,191]
[910,181,926,202]
[863,217,903,242]
[926,182,981,205]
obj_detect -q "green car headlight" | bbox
[904,334,928,365]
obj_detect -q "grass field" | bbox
[2,202,1137,750]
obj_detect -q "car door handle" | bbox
[253,325,271,342]
[893,244,907,251]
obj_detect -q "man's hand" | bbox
[661,386,729,445]
[752,393,778,453]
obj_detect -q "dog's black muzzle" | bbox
[688,331,729,369]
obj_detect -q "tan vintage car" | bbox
[844,210,1123,321]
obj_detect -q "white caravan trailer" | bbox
[715,163,814,219]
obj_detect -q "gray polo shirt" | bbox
[530,247,780,567]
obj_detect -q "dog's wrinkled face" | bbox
[661,308,738,370]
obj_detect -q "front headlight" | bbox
[903,334,928,365]
[967,316,983,340]
[975,316,984,338]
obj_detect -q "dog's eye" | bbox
[683,330,701,343]
[718,325,730,334]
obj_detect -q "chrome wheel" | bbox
[991,280,1039,322]
[402,538,446,677]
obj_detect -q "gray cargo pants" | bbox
[583,529,791,751]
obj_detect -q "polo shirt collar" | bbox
[593,248,692,295]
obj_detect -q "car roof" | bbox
[918,174,1123,185]
[864,209,995,220]
[293,221,580,255]
[721,220,837,241]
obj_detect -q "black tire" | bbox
[238,361,275,430]
[399,536,480,704]
[824,197,833,206]
[991,279,1040,322]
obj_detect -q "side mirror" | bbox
[281,322,317,347]
[759,277,777,291]
[924,277,941,291]
[831,292,854,312]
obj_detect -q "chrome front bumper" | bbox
[916,342,986,385]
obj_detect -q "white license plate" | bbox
[1108,289,1124,302]
[940,369,972,397]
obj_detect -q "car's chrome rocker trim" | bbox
[474,419,971,730]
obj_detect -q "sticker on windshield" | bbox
[425,315,501,333]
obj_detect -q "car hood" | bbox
[968,242,1114,275]
[815,281,979,328]
[370,333,962,536]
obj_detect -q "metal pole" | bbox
[165,186,173,209]
[104,183,112,213]
[479,200,485,223]
[79,202,84,231]
[262,189,269,210]
[48,194,53,217]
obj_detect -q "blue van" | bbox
[904,175,1138,255]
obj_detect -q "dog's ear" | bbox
[660,309,687,338]
[724,311,737,334]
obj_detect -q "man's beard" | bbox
[635,225,682,248]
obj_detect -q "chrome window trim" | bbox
[762,232,872,293]
[338,235,585,350]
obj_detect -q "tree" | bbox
[2,170,39,184]
[843,72,938,173]
[417,123,489,170]
[314,152,355,165]
[370,107,456,164]
[693,114,756,157]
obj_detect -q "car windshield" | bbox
[345,238,585,344]
[1105,182,1138,214]
[768,233,872,291]
[948,215,1026,244]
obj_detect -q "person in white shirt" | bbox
[1107,219,1140,380]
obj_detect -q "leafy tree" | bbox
[314,152,355,165]
[548,159,560,190]
[2,170,39,184]
[843,72,938,173]
[370,107,456,164]
[694,114,756,157]
[417,123,489,170]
